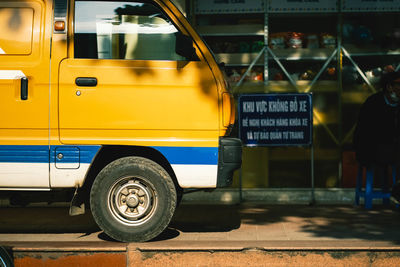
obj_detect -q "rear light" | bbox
[230,95,236,125]
[222,93,234,127]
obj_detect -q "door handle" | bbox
[21,77,28,100]
[75,77,97,87]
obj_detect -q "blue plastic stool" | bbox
[355,164,396,209]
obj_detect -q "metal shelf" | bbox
[269,48,337,60]
[232,80,338,94]
[197,24,264,36]
[215,53,263,66]
[216,48,337,65]
[343,45,400,56]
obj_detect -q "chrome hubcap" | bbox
[108,177,157,226]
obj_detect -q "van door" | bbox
[0,0,51,188]
[59,0,219,146]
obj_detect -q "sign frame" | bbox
[195,0,264,14]
[268,0,338,13]
[238,93,313,147]
[342,0,400,12]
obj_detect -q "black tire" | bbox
[90,156,177,242]
[0,247,13,267]
[176,187,183,208]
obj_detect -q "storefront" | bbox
[180,0,400,190]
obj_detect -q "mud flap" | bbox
[69,187,85,216]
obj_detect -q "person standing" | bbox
[353,71,400,202]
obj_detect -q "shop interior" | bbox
[187,0,400,190]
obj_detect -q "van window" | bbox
[74,1,187,61]
[0,8,33,55]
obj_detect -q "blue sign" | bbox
[239,94,313,146]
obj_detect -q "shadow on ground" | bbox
[170,203,400,244]
[0,207,99,234]
[236,203,400,244]
[170,204,241,233]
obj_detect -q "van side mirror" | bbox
[175,32,199,61]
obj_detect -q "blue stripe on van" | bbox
[0,145,100,164]
[50,145,100,164]
[153,146,218,165]
[0,145,218,165]
[0,145,49,163]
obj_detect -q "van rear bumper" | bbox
[216,137,242,187]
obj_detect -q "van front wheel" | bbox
[90,157,177,242]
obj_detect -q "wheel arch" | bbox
[80,145,181,202]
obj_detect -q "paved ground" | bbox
[1,203,400,250]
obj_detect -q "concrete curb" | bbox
[4,240,400,252]
[181,188,357,205]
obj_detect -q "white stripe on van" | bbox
[0,162,49,188]
[0,70,26,79]
[171,164,218,188]
[0,47,5,54]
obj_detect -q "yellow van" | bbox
[0,0,241,242]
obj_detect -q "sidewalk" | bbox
[1,203,400,248]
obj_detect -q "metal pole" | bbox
[342,47,376,93]
[337,8,344,187]
[304,49,338,93]
[267,47,298,89]
[236,47,266,87]
[264,0,269,87]
[310,144,316,205]
[239,168,243,203]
